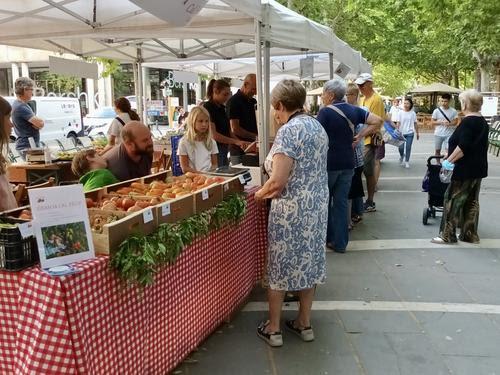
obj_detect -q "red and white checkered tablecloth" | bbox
[0,189,267,374]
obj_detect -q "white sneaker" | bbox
[405,162,410,169]
[399,157,404,165]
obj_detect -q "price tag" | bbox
[143,208,154,224]
[18,222,34,239]
[223,183,229,192]
[161,202,171,216]
[238,175,246,184]
[201,189,209,200]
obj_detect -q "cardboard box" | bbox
[193,184,223,213]
[88,207,158,255]
[155,195,195,224]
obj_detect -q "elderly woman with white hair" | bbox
[255,79,328,347]
[11,77,44,151]
[432,89,489,244]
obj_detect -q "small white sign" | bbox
[223,183,229,192]
[28,137,37,149]
[130,0,208,27]
[201,189,209,200]
[170,97,179,107]
[18,222,34,239]
[161,202,171,216]
[28,185,95,269]
[299,57,314,79]
[239,175,246,184]
[481,96,498,117]
[143,208,154,223]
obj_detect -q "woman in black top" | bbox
[432,90,489,244]
[202,79,249,167]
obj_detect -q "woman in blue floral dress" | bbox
[255,80,329,347]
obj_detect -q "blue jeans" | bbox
[399,133,414,162]
[327,169,354,250]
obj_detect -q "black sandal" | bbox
[285,320,315,342]
[257,320,283,347]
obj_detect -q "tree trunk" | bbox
[480,66,490,92]
[453,70,459,89]
[474,68,481,91]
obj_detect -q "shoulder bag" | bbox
[327,104,354,134]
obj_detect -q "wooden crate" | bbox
[89,207,158,255]
[221,175,245,199]
[155,195,195,224]
[193,184,223,213]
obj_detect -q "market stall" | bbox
[0,188,267,374]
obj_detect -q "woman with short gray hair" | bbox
[14,77,35,96]
[11,77,44,151]
[255,79,329,347]
[432,89,489,244]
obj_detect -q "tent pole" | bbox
[263,40,270,159]
[329,53,334,79]
[255,20,265,171]
[136,44,144,123]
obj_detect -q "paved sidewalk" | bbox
[175,134,500,375]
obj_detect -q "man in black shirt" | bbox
[226,74,258,165]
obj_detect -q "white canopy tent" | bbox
[144,52,372,81]
[0,0,370,164]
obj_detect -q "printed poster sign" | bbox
[28,185,95,269]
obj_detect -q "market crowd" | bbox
[0,74,489,350]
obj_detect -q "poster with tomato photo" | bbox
[28,184,95,269]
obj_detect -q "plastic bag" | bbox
[382,121,406,147]
[439,168,453,183]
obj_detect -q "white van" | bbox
[6,96,83,143]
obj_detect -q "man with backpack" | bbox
[431,93,459,156]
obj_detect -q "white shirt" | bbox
[177,138,219,172]
[107,112,132,145]
[389,106,401,122]
[432,107,458,137]
[397,110,417,135]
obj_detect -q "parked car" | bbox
[83,107,116,137]
[6,96,84,143]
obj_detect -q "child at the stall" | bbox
[177,106,218,173]
[71,149,119,191]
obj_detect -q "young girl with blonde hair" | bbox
[177,106,218,173]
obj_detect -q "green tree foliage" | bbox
[279,0,499,92]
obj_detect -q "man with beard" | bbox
[105,121,153,181]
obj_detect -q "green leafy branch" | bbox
[109,193,247,288]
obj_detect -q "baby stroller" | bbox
[422,156,449,225]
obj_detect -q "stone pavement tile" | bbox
[349,197,439,241]
[437,248,500,275]
[318,272,400,302]
[442,355,500,375]
[326,251,382,275]
[272,312,362,375]
[385,332,451,375]
[174,315,271,374]
[415,312,500,357]
[175,311,363,375]
[372,248,451,271]
[451,273,500,304]
[348,332,401,375]
[337,311,422,334]
[385,266,473,303]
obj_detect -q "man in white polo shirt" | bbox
[431,93,458,156]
